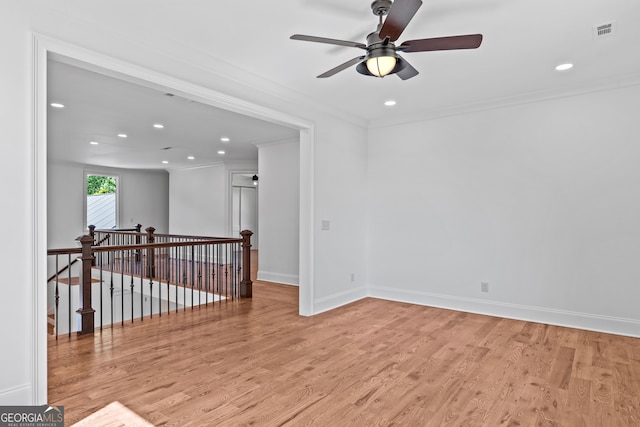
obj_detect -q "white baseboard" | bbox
[313,286,368,315]
[368,285,640,338]
[257,270,299,286]
[0,384,33,405]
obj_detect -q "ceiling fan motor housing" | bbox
[356,31,405,77]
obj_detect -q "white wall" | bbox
[0,3,34,405]
[120,168,170,234]
[169,165,226,236]
[169,163,256,237]
[312,117,368,311]
[257,140,300,285]
[47,161,169,248]
[367,84,640,337]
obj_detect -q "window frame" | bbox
[83,170,120,231]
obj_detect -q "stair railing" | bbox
[47,229,253,338]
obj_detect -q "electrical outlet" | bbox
[350,273,355,283]
[481,282,489,292]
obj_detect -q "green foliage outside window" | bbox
[87,175,116,195]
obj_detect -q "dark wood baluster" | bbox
[121,250,125,326]
[99,251,103,330]
[149,249,154,319]
[175,247,179,313]
[139,254,144,321]
[212,244,218,301]
[166,247,172,314]
[68,253,72,337]
[197,245,202,307]
[224,244,229,300]
[54,256,60,340]
[109,252,114,329]
[191,245,195,309]
[182,246,187,311]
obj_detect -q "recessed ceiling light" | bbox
[217,150,226,155]
[162,160,169,164]
[117,133,128,138]
[220,137,230,143]
[555,63,573,71]
[187,156,195,160]
[384,100,397,106]
[89,141,99,145]
[50,102,65,108]
[153,123,164,129]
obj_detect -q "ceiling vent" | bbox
[593,22,616,39]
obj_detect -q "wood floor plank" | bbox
[49,281,640,426]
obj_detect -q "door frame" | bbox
[32,34,316,403]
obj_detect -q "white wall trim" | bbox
[257,271,299,286]
[254,137,300,149]
[0,384,34,405]
[298,127,314,316]
[369,286,640,339]
[33,33,316,403]
[32,34,48,406]
[313,287,368,315]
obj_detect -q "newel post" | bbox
[76,235,95,335]
[134,224,142,262]
[145,226,156,278]
[240,230,253,298]
[88,225,96,265]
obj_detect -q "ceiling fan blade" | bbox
[317,56,366,78]
[290,34,366,49]
[379,0,423,42]
[396,56,419,80]
[399,34,483,53]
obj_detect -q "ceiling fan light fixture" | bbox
[366,55,397,77]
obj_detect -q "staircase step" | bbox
[50,277,102,286]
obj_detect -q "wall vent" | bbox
[593,21,616,39]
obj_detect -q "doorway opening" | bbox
[232,173,259,249]
[34,36,315,403]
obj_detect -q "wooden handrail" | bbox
[47,258,79,283]
[152,233,229,240]
[89,224,142,234]
[48,238,245,256]
[94,234,111,246]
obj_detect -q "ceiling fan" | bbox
[291,0,483,80]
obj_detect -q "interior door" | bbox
[232,186,258,249]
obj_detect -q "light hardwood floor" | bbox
[49,280,640,426]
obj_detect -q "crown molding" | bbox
[369,71,640,129]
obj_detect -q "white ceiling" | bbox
[45,0,640,170]
[47,60,299,170]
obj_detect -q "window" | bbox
[86,173,118,229]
